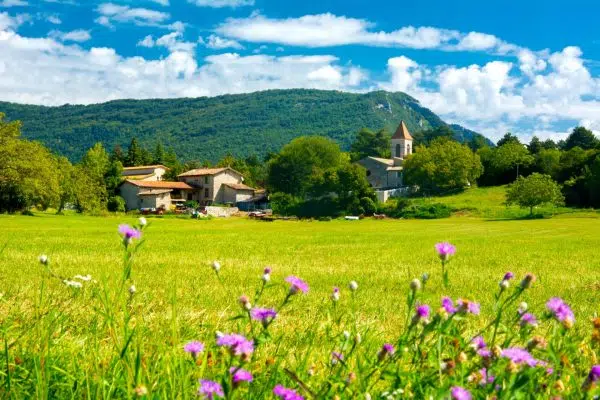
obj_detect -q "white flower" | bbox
[138,217,147,227]
[63,280,82,288]
[343,331,351,340]
[129,285,136,295]
[331,291,340,302]
[410,278,421,291]
[518,302,528,313]
[39,254,48,265]
[499,280,510,290]
[74,274,92,282]
[348,280,358,291]
[212,261,221,272]
[262,273,270,282]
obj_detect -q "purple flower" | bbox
[588,365,600,382]
[435,242,456,261]
[273,385,304,400]
[546,297,575,324]
[331,351,344,365]
[331,287,340,301]
[216,334,254,357]
[457,299,480,315]
[477,348,492,358]
[501,347,544,367]
[183,341,204,357]
[118,224,141,241]
[378,343,395,361]
[229,367,253,384]
[416,304,431,319]
[250,307,277,323]
[285,276,309,294]
[520,313,538,327]
[471,336,486,350]
[441,297,457,314]
[503,272,515,281]
[479,368,494,385]
[198,380,224,399]
[451,386,471,400]
[264,267,272,274]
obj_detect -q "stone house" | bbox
[177,167,257,206]
[121,165,168,181]
[119,180,192,210]
[357,120,413,190]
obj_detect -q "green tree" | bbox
[403,138,483,194]
[506,173,564,216]
[267,136,344,197]
[527,136,543,154]
[126,137,144,167]
[564,126,599,150]
[535,149,561,178]
[110,145,125,164]
[349,128,390,161]
[80,143,110,209]
[55,156,76,213]
[153,142,165,164]
[497,132,521,147]
[492,142,535,180]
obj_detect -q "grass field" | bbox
[1,209,600,397]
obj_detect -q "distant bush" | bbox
[270,193,300,216]
[403,203,452,219]
[360,197,377,216]
[184,200,199,209]
[296,197,342,219]
[107,196,126,212]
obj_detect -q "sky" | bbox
[1,0,600,142]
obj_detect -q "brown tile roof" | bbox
[122,173,155,180]
[391,121,413,140]
[122,164,169,171]
[123,180,192,190]
[223,182,256,191]
[368,156,394,166]
[178,167,242,177]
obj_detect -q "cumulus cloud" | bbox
[49,29,91,42]
[189,0,254,8]
[0,0,28,7]
[151,0,169,6]
[95,3,170,28]
[0,11,28,30]
[199,34,243,50]
[46,15,61,24]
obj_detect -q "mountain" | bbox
[0,89,493,162]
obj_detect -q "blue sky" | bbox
[2,0,600,142]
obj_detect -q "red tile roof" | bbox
[391,121,413,140]
[122,164,169,171]
[178,167,242,177]
[223,182,256,191]
[123,180,192,190]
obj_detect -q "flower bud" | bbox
[212,261,221,272]
[410,278,421,291]
[518,302,528,313]
[331,287,340,302]
[343,331,351,340]
[348,281,358,291]
[39,254,49,265]
[134,386,148,396]
[138,217,147,227]
[238,295,251,310]
[520,273,536,289]
[499,280,509,290]
[128,285,136,295]
[421,273,429,284]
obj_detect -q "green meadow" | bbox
[1,194,600,397]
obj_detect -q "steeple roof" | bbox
[391,121,413,140]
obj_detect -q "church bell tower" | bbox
[391,120,413,159]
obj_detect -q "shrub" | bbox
[107,196,126,212]
[296,197,341,219]
[270,192,300,216]
[360,197,377,216]
[184,200,199,209]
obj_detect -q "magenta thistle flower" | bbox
[478,348,492,358]
[501,347,544,367]
[450,386,471,400]
[264,267,272,274]
[273,384,304,400]
[229,367,253,384]
[441,297,457,314]
[435,242,456,261]
[250,307,277,324]
[416,304,431,319]
[520,313,538,327]
[216,334,254,357]
[479,368,494,385]
[118,224,141,240]
[471,336,486,350]
[588,365,600,382]
[503,272,514,281]
[285,276,309,294]
[198,380,224,399]
[378,343,395,361]
[546,297,575,324]
[183,341,204,357]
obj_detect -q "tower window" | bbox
[395,143,401,157]
[366,170,371,177]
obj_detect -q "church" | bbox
[356,121,413,192]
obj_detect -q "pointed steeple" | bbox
[391,121,413,140]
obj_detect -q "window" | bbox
[204,176,209,184]
[366,170,371,177]
[187,193,192,201]
[407,144,411,154]
[204,188,209,198]
[395,143,401,157]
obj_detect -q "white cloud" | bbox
[454,32,500,51]
[0,0,28,7]
[189,0,254,8]
[95,3,170,28]
[381,56,422,92]
[46,15,61,24]
[150,0,169,5]
[49,29,91,42]
[0,11,28,30]
[199,34,243,50]
[137,34,154,48]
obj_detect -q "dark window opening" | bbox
[395,143,401,157]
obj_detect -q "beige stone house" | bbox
[357,121,413,190]
[177,167,257,205]
[119,180,192,210]
[121,165,168,181]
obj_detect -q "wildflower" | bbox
[63,280,82,288]
[518,302,528,314]
[520,273,536,289]
[546,297,575,326]
[216,334,254,358]
[118,224,141,245]
[184,341,205,358]
[346,372,357,384]
[273,384,304,400]
[471,336,486,350]
[410,278,421,291]
[441,297,457,314]
[503,272,514,281]
[378,343,395,361]
[286,276,309,294]
[343,331,351,340]
[198,380,224,399]
[501,347,544,367]
[212,261,221,273]
[134,386,148,396]
[457,352,468,363]
[413,304,431,324]
[73,274,92,281]
[331,287,340,302]
[262,267,272,282]
[239,295,252,311]
[348,280,358,291]
[457,299,480,315]
[520,313,538,328]
[583,365,600,391]
[421,273,429,284]
[138,217,147,227]
[230,367,253,384]
[499,280,510,290]
[435,242,456,261]
[250,307,277,326]
[128,285,136,295]
[450,386,471,400]
[38,254,49,265]
[331,351,343,365]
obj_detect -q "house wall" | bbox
[179,169,244,205]
[119,182,142,210]
[122,167,167,181]
[139,193,171,210]
[213,171,243,203]
[223,186,255,204]
[357,158,390,189]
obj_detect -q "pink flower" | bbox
[118,224,141,242]
[216,334,254,357]
[451,386,471,400]
[435,242,456,261]
[285,276,309,294]
[273,385,304,400]
[229,367,253,384]
[183,341,204,357]
[198,380,224,399]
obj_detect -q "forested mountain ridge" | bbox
[0,89,492,162]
